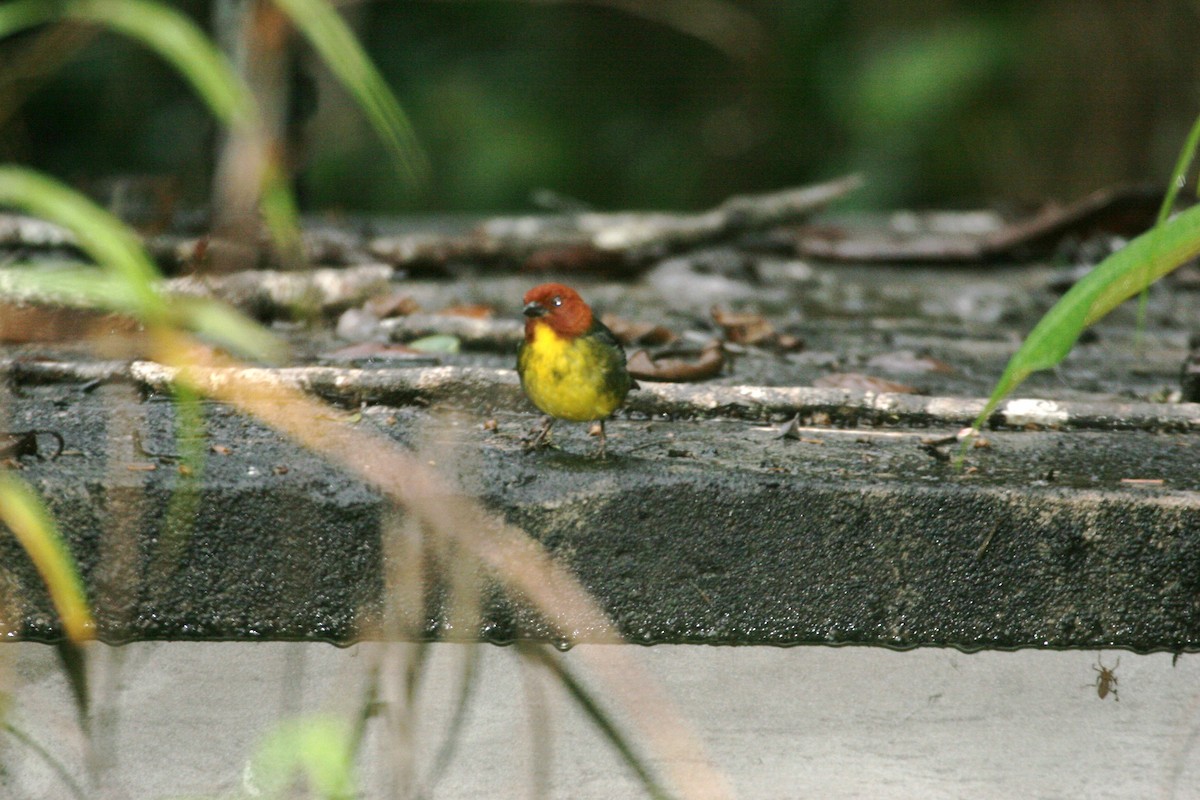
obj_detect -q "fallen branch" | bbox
[0,176,861,278]
[0,264,396,319]
[0,360,1177,433]
[167,263,396,317]
[794,185,1164,263]
[370,174,864,274]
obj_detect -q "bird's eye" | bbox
[551,296,563,307]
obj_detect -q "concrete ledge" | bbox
[1,365,1198,650]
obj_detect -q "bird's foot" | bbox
[523,417,556,451]
[589,421,608,459]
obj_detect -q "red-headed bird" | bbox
[517,283,637,456]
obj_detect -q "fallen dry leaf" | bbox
[0,303,141,345]
[866,350,955,375]
[364,291,421,318]
[439,303,495,319]
[601,313,677,346]
[711,306,775,345]
[814,372,920,394]
[628,340,724,382]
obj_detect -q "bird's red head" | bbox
[522,283,592,340]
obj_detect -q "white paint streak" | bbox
[1002,398,1069,427]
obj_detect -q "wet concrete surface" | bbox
[2,218,1200,797]
[5,641,1200,800]
[0,230,1198,650]
[1,375,1197,650]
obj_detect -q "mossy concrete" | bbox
[2,378,1197,651]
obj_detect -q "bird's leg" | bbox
[525,416,555,450]
[594,419,608,458]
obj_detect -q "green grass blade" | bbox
[2,721,89,800]
[522,645,672,800]
[0,476,94,643]
[0,263,146,310]
[1136,110,1200,336]
[418,643,480,795]
[0,1,62,36]
[972,200,1200,431]
[0,0,253,126]
[1157,111,1200,226]
[63,0,254,126]
[0,169,284,361]
[259,159,305,266]
[0,166,166,321]
[173,297,286,363]
[272,0,428,185]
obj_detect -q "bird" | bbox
[516,283,637,456]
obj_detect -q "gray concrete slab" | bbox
[1,377,1198,649]
[2,642,1199,799]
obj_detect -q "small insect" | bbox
[1094,657,1120,701]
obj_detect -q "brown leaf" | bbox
[439,303,495,319]
[0,303,140,344]
[814,372,920,394]
[364,291,420,318]
[774,333,806,352]
[711,306,776,345]
[628,340,724,382]
[865,350,955,374]
[600,313,677,346]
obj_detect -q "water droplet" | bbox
[552,637,573,652]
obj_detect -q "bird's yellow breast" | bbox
[518,323,627,422]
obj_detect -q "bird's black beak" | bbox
[523,301,547,318]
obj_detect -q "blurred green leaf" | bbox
[0,1,61,35]
[66,0,253,125]
[0,0,253,127]
[251,715,356,800]
[260,159,305,267]
[0,166,166,322]
[1158,112,1200,227]
[849,23,1005,132]
[173,297,285,363]
[1135,111,1200,332]
[273,0,428,186]
[407,334,460,354]
[0,476,94,643]
[0,168,284,362]
[0,264,145,310]
[972,200,1200,431]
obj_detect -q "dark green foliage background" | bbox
[2,1,1198,213]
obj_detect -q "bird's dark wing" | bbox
[588,318,638,394]
[587,318,625,355]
